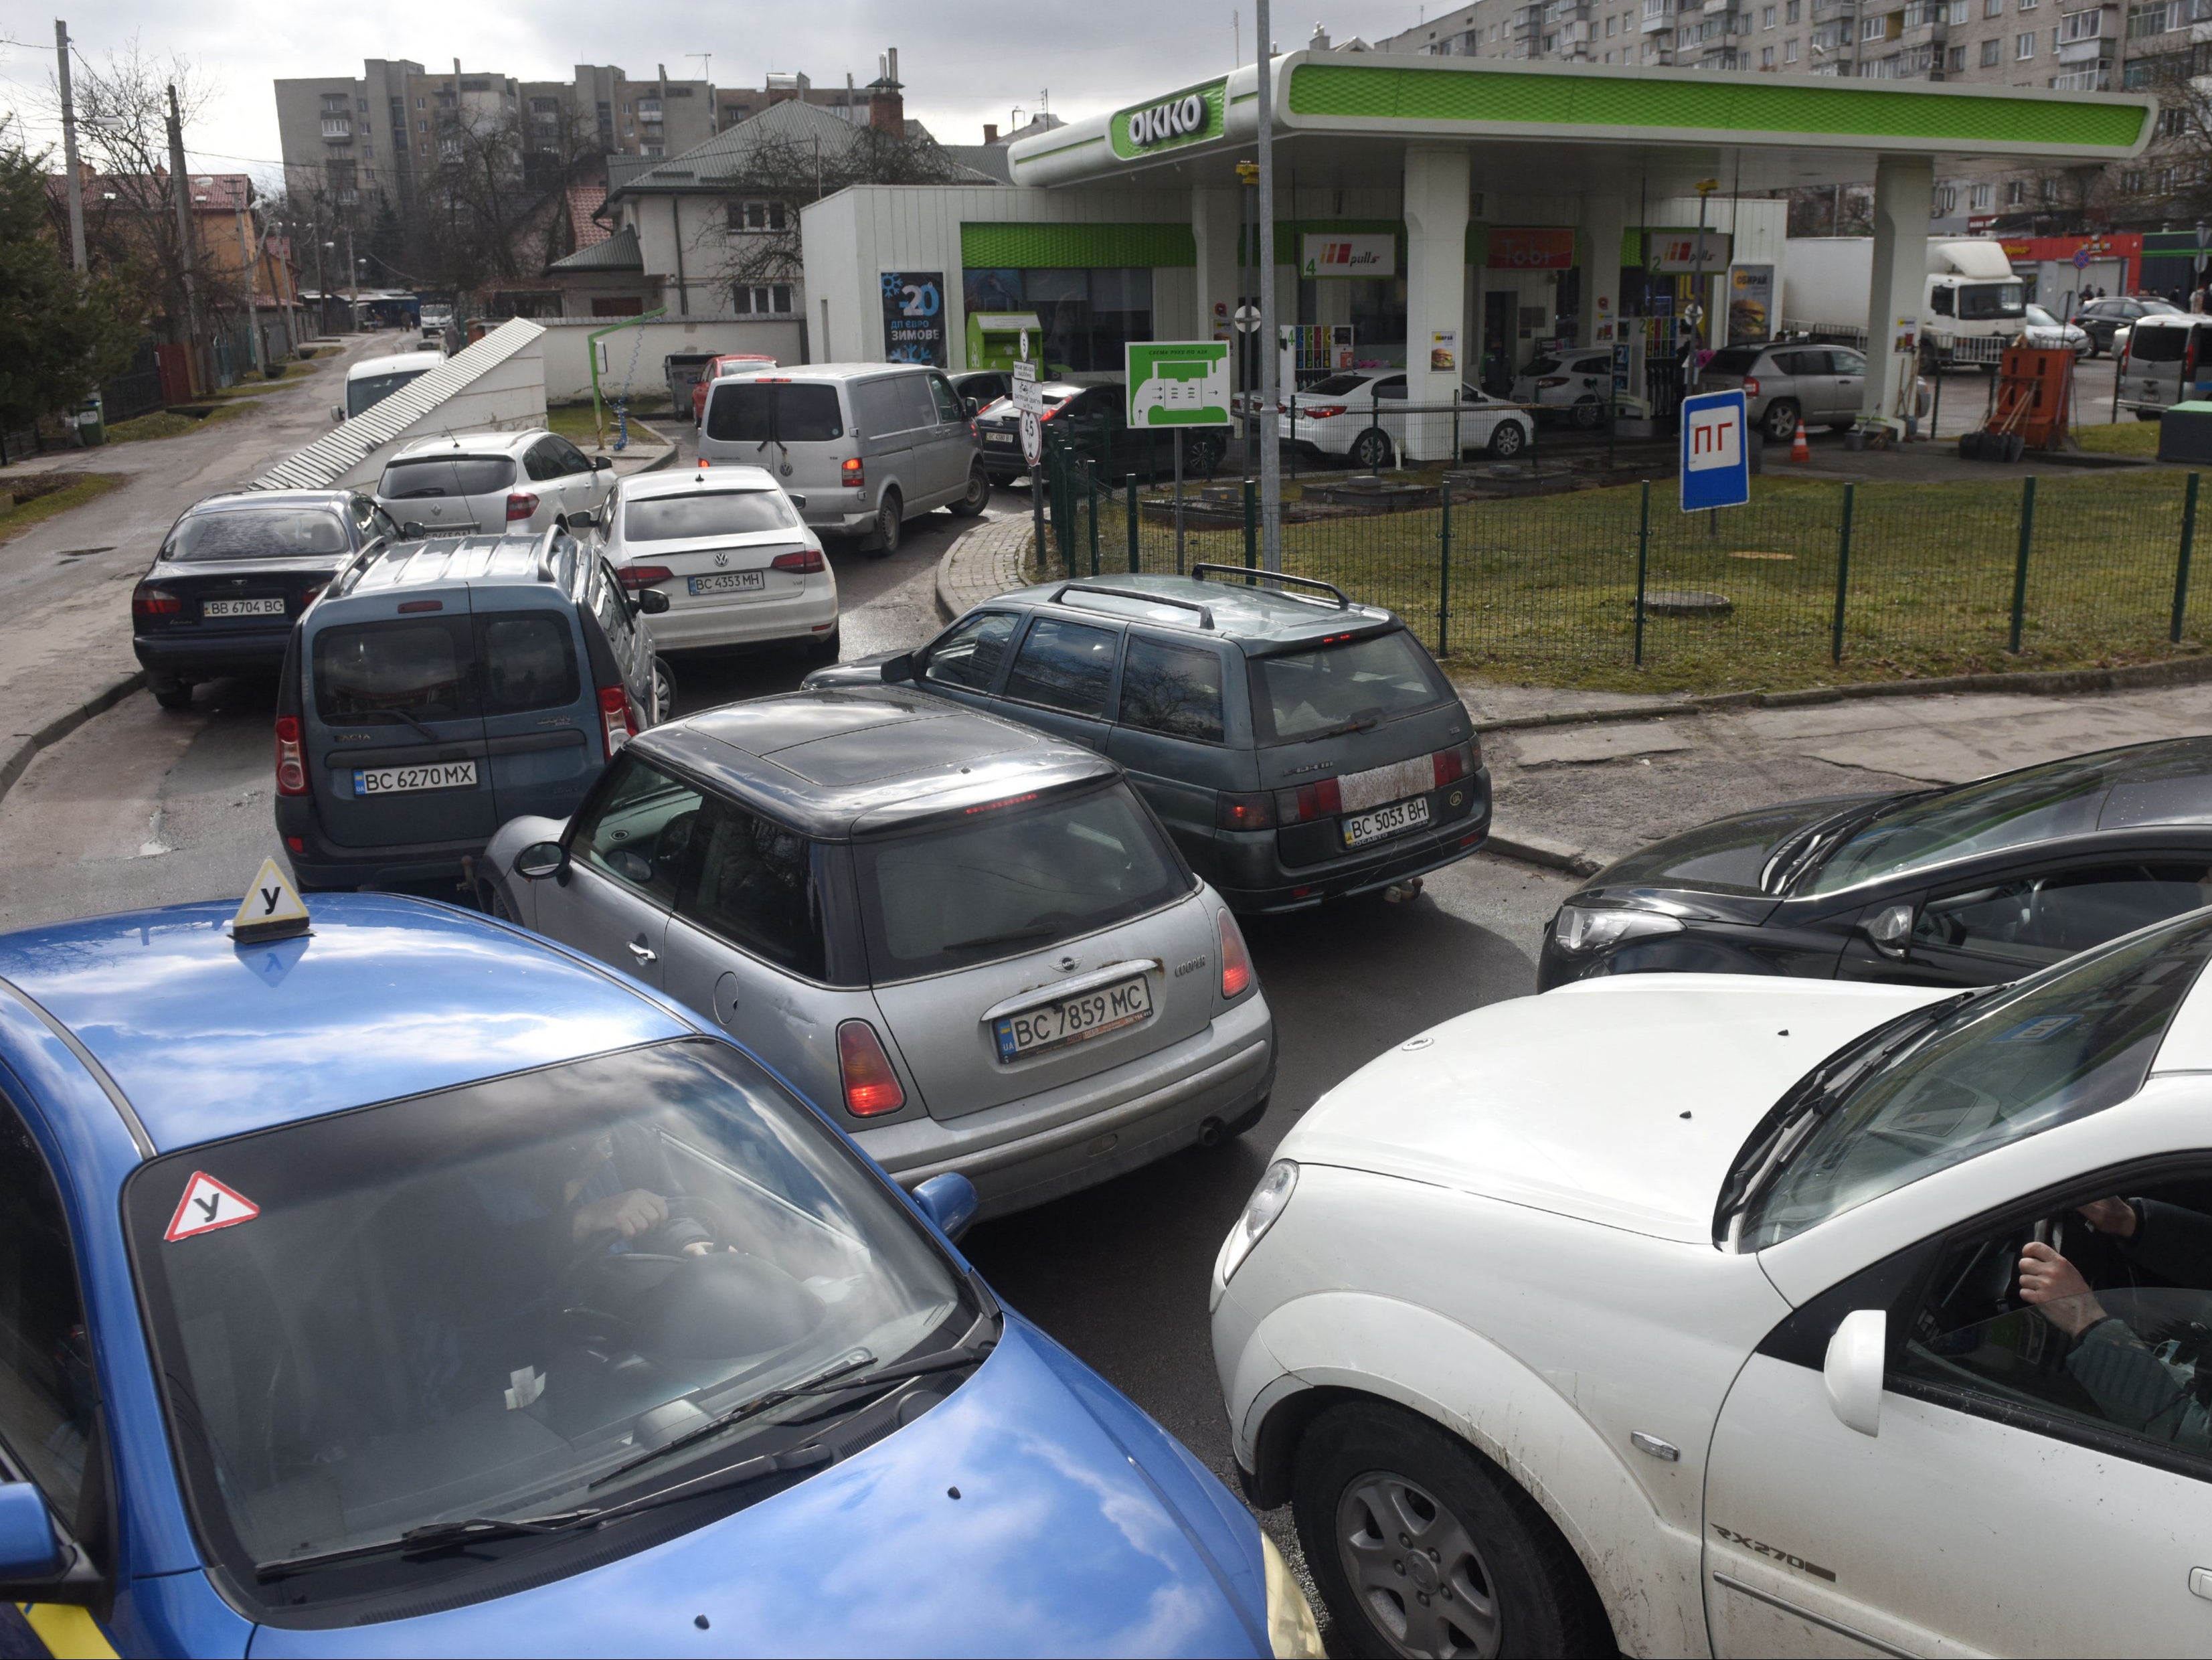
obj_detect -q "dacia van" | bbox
[696,364,988,554]
[274,528,668,892]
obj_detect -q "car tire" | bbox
[1762,399,1800,444]
[873,491,903,556]
[949,465,989,517]
[1486,422,1526,459]
[1351,428,1394,471]
[650,657,675,725]
[486,883,517,923]
[151,679,193,712]
[1569,398,1603,432]
[1294,1400,1611,1660]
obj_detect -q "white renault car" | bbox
[1213,912,2212,1658]
[588,463,839,661]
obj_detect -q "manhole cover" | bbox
[1642,590,1733,616]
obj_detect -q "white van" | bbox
[337,350,446,421]
[696,363,987,554]
[2117,313,2212,419]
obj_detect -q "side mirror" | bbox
[637,588,671,616]
[965,396,981,416]
[329,404,346,423]
[912,1172,979,1242]
[1864,902,1915,959]
[1823,1309,1885,1438]
[564,508,598,530]
[400,521,428,540]
[881,651,916,684]
[786,493,806,511]
[592,455,612,471]
[513,841,567,880]
[0,1484,61,1579]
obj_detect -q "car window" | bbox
[477,612,580,717]
[313,617,474,723]
[1374,376,1408,401]
[922,610,1018,692]
[622,489,799,542]
[1306,373,1371,396]
[926,374,965,424]
[897,376,941,432]
[1118,635,1227,743]
[588,560,637,649]
[705,383,844,444]
[0,1098,92,1521]
[574,752,703,903]
[850,378,912,436]
[522,442,558,483]
[378,457,514,499]
[1704,347,1765,376]
[1914,863,2212,972]
[169,509,350,562]
[549,438,592,476]
[2134,325,2189,364]
[1833,348,1867,375]
[1252,628,1450,744]
[680,798,827,979]
[1003,618,1119,716]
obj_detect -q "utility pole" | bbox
[167,83,208,392]
[1255,0,1282,571]
[234,195,265,375]
[56,21,88,271]
[346,223,359,320]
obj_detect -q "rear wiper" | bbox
[590,1348,877,1489]
[948,925,1062,956]
[345,708,442,743]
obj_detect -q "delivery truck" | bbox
[1780,236,2028,369]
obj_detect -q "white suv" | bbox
[374,429,612,537]
[1213,914,2212,1657]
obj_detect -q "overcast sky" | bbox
[5,2,1432,184]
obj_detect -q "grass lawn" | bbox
[545,403,670,450]
[0,473,127,543]
[2075,417,2164,459]
[1034,469,2209,694]
[105,400,256,444]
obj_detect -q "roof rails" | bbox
[1049,582,1214,630]
[1189,565,1351,609]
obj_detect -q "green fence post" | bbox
[1830,482,1855,665]
[1633,479,1651,669]
[1243,477,1258,573]
[1438,479,1454,659]
[1084,459,1100,576]
[2008,474,2036,655]
[1125,473,1140,573]
[2173,472,2200,644]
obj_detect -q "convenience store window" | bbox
[961,268,1154,372]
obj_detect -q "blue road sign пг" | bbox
[1680,388,1751,513]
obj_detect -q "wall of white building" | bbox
[535,316,805,404]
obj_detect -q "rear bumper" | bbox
[274,797,485,891]
[854,992,1276,1219]
[647,584,838,651]
[1212,766,1493,913]
[133,632,291,677]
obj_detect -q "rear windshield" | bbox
[378,456,515,499]
[705,384,845,444]
[346,369,428,417]
[624,490,799,542]
[1254,629,1452,743]
[1523,357,1560,377]
[1705,347,1764,376]
[853,784,1188,979]
[2132,325,2189,363]
[169,509,349,562]
[313,618,471,724]
[1305,374,1371,396]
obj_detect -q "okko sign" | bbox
[1128,92,1209,149]
[1679,388,1750,513]
[880,272,947,367]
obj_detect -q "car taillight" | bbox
[505,491,539,522]
[1536,376,1569,389]
[598,683,636,758]
[837,1019,906,1116]
[616,565,674,592]
[299,583,326,610]
[1273,776,1343,825]
[1218,910,1254,1000]
[1217,791,1276,831]
[1742,376,1761,398]
[1303,404,1346,419]
[1433,739,1479,787]
[841,456,864,490]
[770,548,826,573]
[274,716,308,797]
[132,584,181,619]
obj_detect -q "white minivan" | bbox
[696,363,988,554]
[2117,312,2212,419]
[337,349,445,421]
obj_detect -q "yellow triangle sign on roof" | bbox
[230,856,312,944]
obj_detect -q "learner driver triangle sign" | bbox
[230,856,311,944]
[165,1172,260,1242]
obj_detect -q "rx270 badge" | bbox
[1711,1524,1836,1582]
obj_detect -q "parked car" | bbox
[951,369,1014,409]
[688,351,779,424]
[698,364,987,554]
[1537,736,2212,993]
[587,463,839,661]
[337,348,444,420]
[485,687,1276,1216]
[2021,302,2090,353]
[132,489,404,711]
[274,527,668,892]
[974,380,1080,485]
[375,429,614,537]
[2118,312,2212,420]
[1511,348,1616,429]
[804,571,1491,913]
[0,890,1320,1657]
[2071,293,2184,356]
[1215,907,2212,1659]
[974,382,1230,489]
[1697,341,1869,443]
[1277,371,1534,469]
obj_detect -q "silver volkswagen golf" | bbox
[483,688,1276,1216]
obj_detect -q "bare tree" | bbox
[400,101,605,303]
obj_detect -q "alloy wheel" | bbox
[1336,1471,1502,1658]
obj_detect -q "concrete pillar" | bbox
[1403,144,1471,464]
[1863,155,1933,431]
[1192,186,1240,350]
[1581,195,1628,352]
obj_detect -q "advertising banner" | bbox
[1646,232,1734,274]
[881,272,947,366]
[1486,228,1576,270]
[1727,265,1774,345]
[1430,331,1458,372]
[1301,234,1397,279]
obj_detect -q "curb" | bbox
[0,671,146,808]
[935,517,1034,625]
[1483,827,1610,879]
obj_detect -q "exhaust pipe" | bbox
[1383,876,1425,904]
[1197,1115,1226,1148]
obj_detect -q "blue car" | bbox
[0,894,1318,1657]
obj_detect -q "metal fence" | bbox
[1041,438,2210,685]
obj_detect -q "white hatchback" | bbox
[588,463,839,660]
[1212,913,2212,1658]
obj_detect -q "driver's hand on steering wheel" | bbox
[2019,1240,2109,1337]
[2078,1195,2139,1238]
[572,1187,669,1242]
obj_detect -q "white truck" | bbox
[1780,236,2027,369]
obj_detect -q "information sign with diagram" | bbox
[1124,341,1231,428]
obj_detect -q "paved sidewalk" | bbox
[936,514,1032,621]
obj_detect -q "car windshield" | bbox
[2025,304,2059,327]
[378,456,516,499]
[2143,299,2185,315]
[851,782,1187,978]
[1736,912,2212,1250]
[705,383,844,443]
[1956,282,2027,321]
[623,490,799,542]
[125,1040,967,1602]
[168,509,349,562]
[347,369,430,417]
[1253,629,1450,743]
[2132,325,2190,363]
[1304,374,1372,396]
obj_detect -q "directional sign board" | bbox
[1126,341,1230,428]
[1679,387,1751,513]
[1011,359,1043,415]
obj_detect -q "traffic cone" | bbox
[1790,423,1811,463]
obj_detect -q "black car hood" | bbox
[1573,793,1898,918]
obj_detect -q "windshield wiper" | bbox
[345,707,442,743]
[590,1348,877,1489]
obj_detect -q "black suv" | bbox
[974,383,1227,488]
[804,570,1488,912]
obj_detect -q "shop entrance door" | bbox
[1482,293,1515,393]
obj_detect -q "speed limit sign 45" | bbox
[1020,410,1043,466]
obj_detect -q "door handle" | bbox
[627,940,657,965]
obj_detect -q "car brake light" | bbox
[132,584,181,618]
[1433,740,1479,788]
[837,1020,907,1116]
[299,583,326,609]
[598,683,636,758]
[1217,791,1276,831]
[1742,376,1761,398]
[505,491,538,522]
[274,716,308,797]
[1273,777,1343,825]
[841,456,864,490]
[770,548,826,573]
[1218,910,1254,999]
[617,565,674,592]
[1536,376,1569,389]
[1302,404,1346,419]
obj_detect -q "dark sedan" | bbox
[131,489,402,710]
[974,383,1225,488]
[1538,738,2212,992]
[2071,295,2184,357]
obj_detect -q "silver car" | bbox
[375,428,613,537]
[1695,341,1869,442]
[484,687,1276,1217]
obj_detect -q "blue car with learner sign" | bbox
[0,882,1320,1658]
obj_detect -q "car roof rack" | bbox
[1189,564,1351,609]
[1049,582,1214,630]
